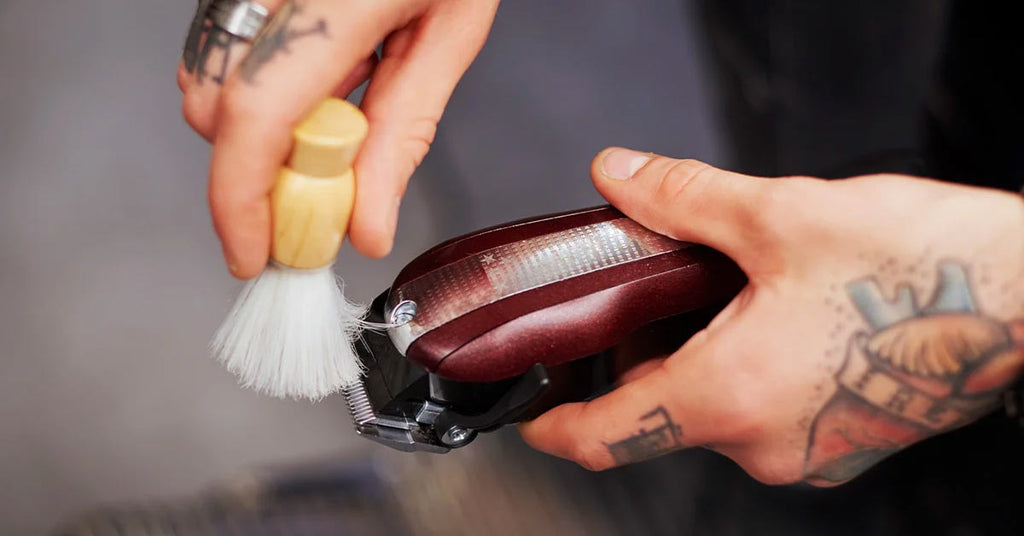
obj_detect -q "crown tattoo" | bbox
[847,261,977,331]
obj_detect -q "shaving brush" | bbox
[212,98,368,400]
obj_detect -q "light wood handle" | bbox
[270,99,368,269]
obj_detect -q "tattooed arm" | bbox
[520,148,1024,486]
[178,0,499,278]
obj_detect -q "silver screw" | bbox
[390,300,418,325]
[445,426,471,445]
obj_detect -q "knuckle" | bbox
[217,88,291,143]
[652,158,715,206]
[181,91,212,137]
[706,369,769,442]
[736,177,826,272]
[756,177,825,232]
[746,455,805,486]
[218,85,283,133]
[363,108,439,173]
[719,394,767,442]
[400,116,439,170]
[219,88,257,126]
[572,443,612,472]
[740,182,794,244]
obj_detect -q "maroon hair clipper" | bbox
[345,206,745,452]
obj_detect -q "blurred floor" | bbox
[0,1,720,534]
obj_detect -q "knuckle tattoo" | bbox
[602,406,684,467]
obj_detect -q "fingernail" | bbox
[601,149,651,180]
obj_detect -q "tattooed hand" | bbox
[519,148,1024,486]
[177,0,499,277]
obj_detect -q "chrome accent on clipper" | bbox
[386,217,684,355]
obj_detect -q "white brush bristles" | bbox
[211,263,367,401]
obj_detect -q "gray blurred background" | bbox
[0,1,723,534]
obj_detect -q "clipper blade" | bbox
[342,381,376,426]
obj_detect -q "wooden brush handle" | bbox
[270,99,368,269]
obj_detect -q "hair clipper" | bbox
[344,206,745,452]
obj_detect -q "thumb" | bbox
[591,148,780,270]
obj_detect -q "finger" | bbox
[185,48,375,143]
[616,356,667,386]
[180,0,287,141]
[519,363,690,471]
[609,309,723,386]
[209,1,401,277]
[348,0,499,257]
[331,53,378,99]
[179,1,375,140]
[520,312,769,471]
[591,148,784,272]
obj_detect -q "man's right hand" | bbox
[178,0,499,278]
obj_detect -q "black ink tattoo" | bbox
[239,1,328,85]
[804,260,1023,483]
[605,406,683,465]
[200,27,239,85]
[182,0,239,85]
[182,0,214,71]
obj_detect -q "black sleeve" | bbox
[922,0,1024,191]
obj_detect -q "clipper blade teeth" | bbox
[342,383,376,426]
